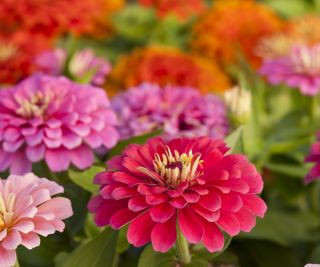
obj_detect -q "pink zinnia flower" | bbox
[305,132,320,183]
[0,172,73,267]
[111,84,229,140]
[89,137,267,253]
[36,48,112,86]
[305,265,320,267]
[260,45,320,95]
[0,74,119,174]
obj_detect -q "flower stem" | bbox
[176,229,191,265]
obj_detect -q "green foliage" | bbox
[58,228,118,267]
[137,245,176,267]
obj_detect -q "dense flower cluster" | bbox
[0,173,72,267]
[0,32,52,84]
[36,48,111,86]
[138,0,206,21]
[0,74,119,174]
[0,0,124,38]
[89,137,266,253]
[112,83,228,140]
[192,0,283,68]
[106,46,230,95]
[260,45,320,95]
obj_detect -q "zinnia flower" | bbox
[260,45,320,95]
[305,132,320,183]
[106,46,230,95]
[0,31,52,84]
[89,137,266,253]
[0,74,119,174]
[36,48,111,86]
[138,0,206,21]
[192,0,283,68]
[0,0,124,38]
[0,172,73,267]
[112,83,228,140]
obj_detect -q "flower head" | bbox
[112,83,228,140]
[106,46,230,95]
[89,137,266,253]
[138,0,206,21]
[36,48,111,86]
[0,0,124,38]
[305,132,320,183]
[0,32,52,84]
[192,0,283,68]
[0,74,119,174]
[0,172,73,267]
[260,45,320,95]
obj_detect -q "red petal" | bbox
[128,196,149,212]
[217,211,240,236]
[178,207,204,243]
[183,191,200,203]
[170,197,187,209]
[241,195,267,217]
[111,187,138,200]
[198,192,221,212]
[146,194,168,205]
[150,202,175,223]
[220,192,243,212]
[201,219,224,253]
[234,209,256,232]
[110,208,140,229]
[192,204,220,222]
[151,215,177,253]
[127,212,155,247]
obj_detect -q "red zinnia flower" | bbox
[89,137,266,253]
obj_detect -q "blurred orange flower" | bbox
[192,0,283,68]
[0,0,124,38]
[257,15,320,60]
[0,31,52,84]
[106,46,230,96]
[138,0,206,21]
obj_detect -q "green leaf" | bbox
[263,0,312,17]
[225,126,244,154]
[68,165,103,193]
[116,226,130,253]
[265,162,309,179]
[108,130,162,158]
[239,211,320,246]
[61,228,118,267]
[84,213,102,239]
[138,245,175,267]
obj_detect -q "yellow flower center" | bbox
[139,146,204,188]
[15,91,50,118]
[0,192,15,232]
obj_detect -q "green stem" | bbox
[309,96,317,123]
[176,229,191,265]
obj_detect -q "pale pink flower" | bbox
[0,173,73,267]
[260,45,320,95]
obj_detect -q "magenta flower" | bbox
[305,132,320,183]
[36,48,111,86]
[0,172,73,267]
[111,84,229,140]
[0,74,119,174]
[260,45,320,95]
[89,137,266,253]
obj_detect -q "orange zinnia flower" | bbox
[0,31,52,84]
[0,0,124,38]
[106,46,230,95]
[138,0,206,21]
[192,0,283,68]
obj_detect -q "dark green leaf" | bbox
[137,245,175,267]
[116,226,130,253]
[68,165,103,193]
[60,228,118,267]
[108,130,162,158]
